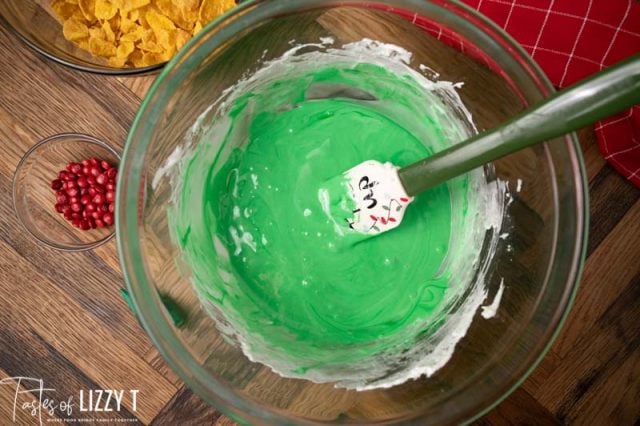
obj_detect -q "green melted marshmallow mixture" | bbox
[169,39,505,390]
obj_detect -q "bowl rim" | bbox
[0,14,165,76]
[13,132,122,252]
[117,0,588,423]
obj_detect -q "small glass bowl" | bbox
[0,1,163,75]
[13,133,121,251]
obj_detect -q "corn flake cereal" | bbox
[89,36,117,57]
[199,0,235,24]
[50,0,236,68]
[78,0,96,21]
[117,40,136,57]
[62,19,90,41]
[102,21,116,42]
[95,0,118,20]
[51,0,78,21]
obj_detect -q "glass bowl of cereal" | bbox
[0,0,236,74]
[117,0,587,424]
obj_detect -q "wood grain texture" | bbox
[0,19,638,426]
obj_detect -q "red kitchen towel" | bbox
[462,0,640,186]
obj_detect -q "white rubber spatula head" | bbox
[319,161,413,235]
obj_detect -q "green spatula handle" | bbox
[399,54,640,196]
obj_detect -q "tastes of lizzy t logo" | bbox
[0,376,139,424]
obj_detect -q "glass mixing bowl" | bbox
[117,0,588,423]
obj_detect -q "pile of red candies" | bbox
[51,158,116,230]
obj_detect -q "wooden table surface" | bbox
[0,22,638,425]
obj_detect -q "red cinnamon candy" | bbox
[51,158,117,230]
